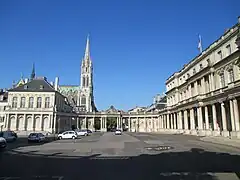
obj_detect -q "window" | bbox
[20,97,25,108]
[199,64,203,70]
[229,69,234,83]
[12,97,17,108]
[82,77,86,87]
[37,97,42,108]
[81,96,86,105]
[45,97,50,108]
[207,59,210,66]
[226,44,231,56]
[217,50,222,60]
[220,73,225,87]
[29,97,34,108]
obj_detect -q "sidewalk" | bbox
[200,136,240,148]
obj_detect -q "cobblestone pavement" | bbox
[0,132,240,180]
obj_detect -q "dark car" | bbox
[87,129,92,134]
[28,133,46,143]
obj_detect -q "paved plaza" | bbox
[0,132,240,180]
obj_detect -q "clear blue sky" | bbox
[0,0,239,111]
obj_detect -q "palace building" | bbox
[158,17,240,138]
[0,17,239,138]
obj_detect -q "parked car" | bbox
[58,131,78,139]
[75,129,89,136]
[28,133,46,143]
[115,129,122,135]
[0,131,17,142]
[0,137,7,149]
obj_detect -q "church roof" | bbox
[8,77,56,92]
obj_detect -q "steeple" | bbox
[30,63,35,80]
[84,34,90,61]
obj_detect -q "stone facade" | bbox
[160,17,240,138]
[2,77,76,135]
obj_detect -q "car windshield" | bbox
[29,133,38,137]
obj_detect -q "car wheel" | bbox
[72,136,76,139]
[58,136,62,140]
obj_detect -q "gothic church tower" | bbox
[77,35,96,112]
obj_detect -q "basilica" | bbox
[0,17,240,139]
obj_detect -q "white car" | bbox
[115,129,122,135]
[57,131,77,140]
[75,129,88,136]
[0,137,7,149]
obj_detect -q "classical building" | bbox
[158,17,240,138]
[0,89,8,131]
[59,35,97,113]
[2,77,76,135]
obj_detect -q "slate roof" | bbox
[8,78,56,92]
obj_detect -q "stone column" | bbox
[184,110,188,131]
[170,114,174,129]
[201,78,205,94]
[166,114,170,129]
[204,106,210,132]
[230,99,236,132]
[173,113,176,130]
[233,98,240,132]
[212,104,219,136]
[24,114,27,131]
[221,102,228,137]
[188,85,192,98]
[178,111,183,130]
[190,109,196,134]
[128,117,131,132]
[77,117,79,129]
[197,107,203,130]
[194,81,198,96]
[209,71,215,92]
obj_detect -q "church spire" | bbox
[84,34,90,61]
[30,63,35,80]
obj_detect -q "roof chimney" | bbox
[54,77,59,90]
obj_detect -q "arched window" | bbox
[81,96,86,105]
[86,76,89,87]
[82,77,86,87]
[12,97,17,108]
[29,97,34,108]
[37,97,42,108]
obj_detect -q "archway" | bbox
[94,117,101,131]
[107,117,117,131]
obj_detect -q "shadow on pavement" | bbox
[1,147,240,180]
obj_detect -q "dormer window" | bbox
[24,85,28,89]
[40,85,44,89]
[199,64,203,70]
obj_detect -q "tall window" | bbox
[20,97,25,108]
[37,97,42,108]
[45,97,50,108]
[29,97,34,108]
[81,96,86,105]
[217,50,222,60]
[229,69,234,83]
[12,97,17,108]
[226,44,231,56]
[82,77,86,87]
[86,76,89,87]
[220,73,225,87]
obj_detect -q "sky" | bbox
[0,0,239,111]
